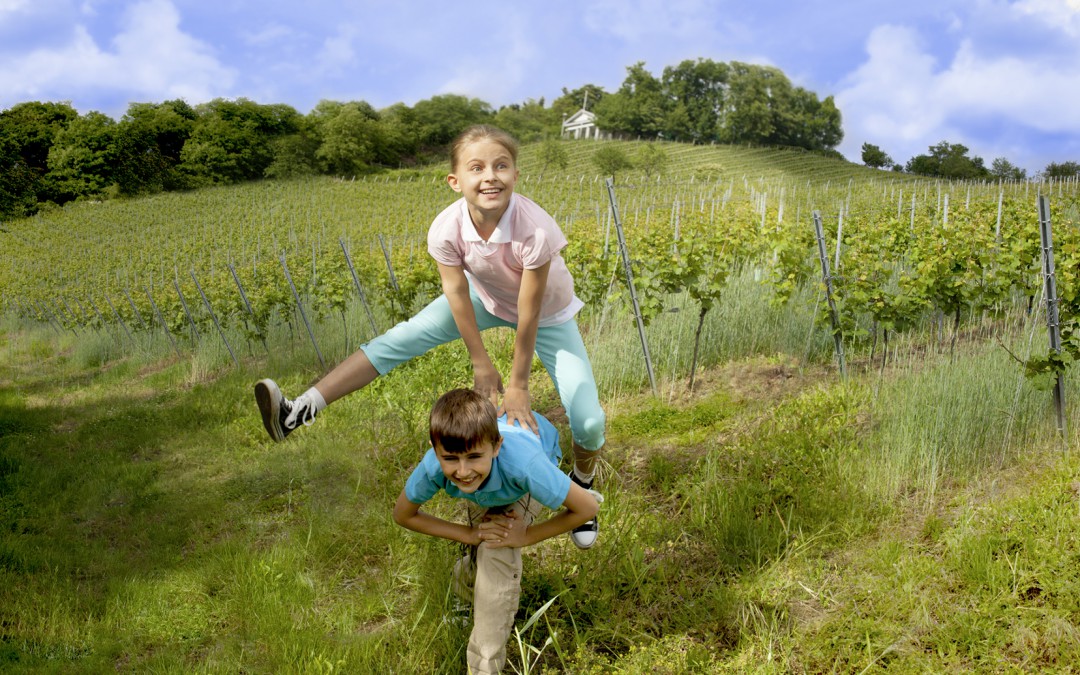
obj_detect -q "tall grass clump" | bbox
[866,342,1057,505]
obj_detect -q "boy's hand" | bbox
[481,511,529,549]
[499,387,537,434]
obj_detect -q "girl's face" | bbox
[447,139,519,224]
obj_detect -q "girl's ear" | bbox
[447,173,462,192]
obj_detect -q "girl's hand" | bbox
[473,363,504,408]
[499,387,537,434]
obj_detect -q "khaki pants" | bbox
[453,496,544,675]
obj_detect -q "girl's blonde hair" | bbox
[449,125,519,171]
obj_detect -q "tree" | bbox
[861,143,894,169]
[905,141,989,179]
[112,100,196,194]
[551,84,607,121]
[591,145,634,180]
[46,111,118,200]
[989,157,1027,182]
[493,98,557,143]
[661,58,729,142]
[179,98,302,185]
[594,62,667,139]
[410,94,493,150]
[1042,161,1080,179]
[536,138,569,175]
[0,101,78,215]
[637,142,669,179]
[312,101,388,176]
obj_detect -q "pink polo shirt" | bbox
[427,194,584,327]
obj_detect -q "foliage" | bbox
[1042,160,1080,179]
[905,140,990,179]
[535,138,569,176]
[591,145,634,179]
[990,156,1027,181]
[860,142,894,169]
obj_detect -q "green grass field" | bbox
[2,140,1079,672]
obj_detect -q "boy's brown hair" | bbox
[429,388,501,455]
[449,124,519,171]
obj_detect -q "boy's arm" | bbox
[437,262,501,404]
[501,260,551,434]
[393,490,483,546]
[487,481,599,550]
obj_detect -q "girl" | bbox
[255,125,605,547]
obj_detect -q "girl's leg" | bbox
[533,319,605,546]
[533,319,607,471]
[257,290,504,441]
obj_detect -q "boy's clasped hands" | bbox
[474,511,524,549]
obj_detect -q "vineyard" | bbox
[3,139,1080,671]
[2,139,1077,400]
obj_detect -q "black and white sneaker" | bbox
[570,472,601,550]
[254,378,318,441]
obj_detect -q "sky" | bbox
[2,0,1080,174]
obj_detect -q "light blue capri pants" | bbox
[361,291,606,451]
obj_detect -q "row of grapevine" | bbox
[3,166,1078,398]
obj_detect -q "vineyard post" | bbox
[1037,196,1068,441]
[377,234,400,294]
[605,177,657,395]
[834,209,844,271]
[279,254,327,371]
[47,300,71,334]
[995,190,1004,245]
[83,297,105,335]
[101,295,135,346]
[122,288,148,330]
[191,270,239,367]
[36,300,62,334]
[339,238,378,337]
[57,298,80,335]
[813,211,847,378]
[228,263,269,353]
[173,278,201,344]
[145,286,182,359]
[72,298,92,333]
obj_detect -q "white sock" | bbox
[573,466,594,485]
[302,387,327,412]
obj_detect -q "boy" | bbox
[393,389,600,674]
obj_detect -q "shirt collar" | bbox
[460,194,516,244]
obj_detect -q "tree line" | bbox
[860,140,1079,182]
[0,58,844,220]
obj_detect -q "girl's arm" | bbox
[393,490,481,546]
[485,482,599,549]
[437,262,502,404]
[502,260,551,433]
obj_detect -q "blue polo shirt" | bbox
[404,413,569,510]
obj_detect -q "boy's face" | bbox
[435,437,502,494]
[447,139,519,222]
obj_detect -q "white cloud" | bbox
[835,22,1080,169]
[241,23,296,47]
[0,0,234,113]
[438,16,537,104]
[583,0,716,42]
[0,0,29,11]
[1014,0,1080,34]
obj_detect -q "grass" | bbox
[2,275,1079,673]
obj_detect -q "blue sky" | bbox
[2,0,1080,174]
